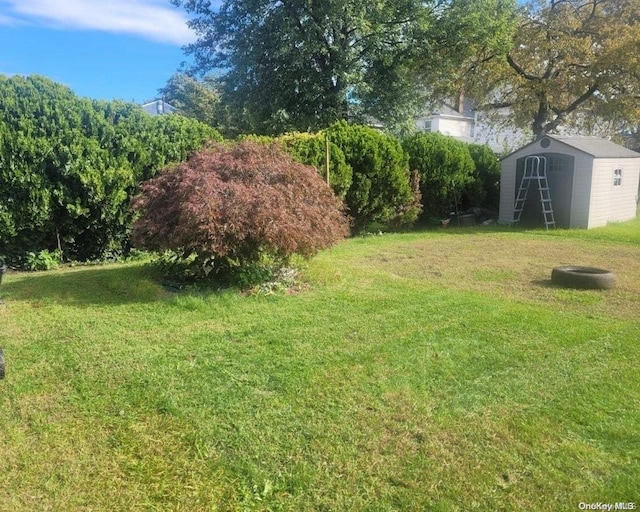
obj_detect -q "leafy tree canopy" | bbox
[471,0,640,138]
[172,0,517,135]
[157,73,224,129]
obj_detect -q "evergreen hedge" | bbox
[0,75,221,265]
[326,121,420,229]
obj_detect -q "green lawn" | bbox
[1,221,639,511]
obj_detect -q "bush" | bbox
[461,143,501,211]
[279,132,353,199]
[402,132,475,218]
[325,121,419,229]
[24,249,62,271]
[0,75,221,266]
[239,132,353,199]
[131,141,350,282]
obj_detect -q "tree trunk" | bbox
[532,92,550,138]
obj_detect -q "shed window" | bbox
[548,157,565,173]
[613,169,622,186]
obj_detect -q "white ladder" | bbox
[513,156,556,230]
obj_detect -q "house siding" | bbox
[431,115,474,139]
[141,100,177,116]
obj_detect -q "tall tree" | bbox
[157,73,223,129]
[418,0,517,105]
[474,0,640,138]
[173,0,434,134]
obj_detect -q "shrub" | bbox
[24,249,61,271]
[279,132,353,199]
[462,143,501,211]
[402,132,475,218]
[131,141,350,282]
[0,75,221,266]
[239,132,353,199]
[325,121,419,229]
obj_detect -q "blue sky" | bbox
[0,0,221,103]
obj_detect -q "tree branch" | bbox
[552,82,599,117]
[506,54,542,81]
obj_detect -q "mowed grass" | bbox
[0,220,638,511]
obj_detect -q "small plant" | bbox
[24,249,62,271]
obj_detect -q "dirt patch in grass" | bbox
[364,232,640,319]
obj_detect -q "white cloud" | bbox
[0,0,200,45]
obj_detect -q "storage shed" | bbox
[499,135,640,229]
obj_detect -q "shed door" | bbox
[545,154,574,228]
[515,153,574,228]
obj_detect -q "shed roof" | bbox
[503,135,640,160]
[551,135,640,158]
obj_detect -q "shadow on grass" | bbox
[381,223,520,237]
[0,262,168,307]
[407,215,640,243]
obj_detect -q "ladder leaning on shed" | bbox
[512,156,556,230]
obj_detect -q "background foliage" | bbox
[279,132,353,200]
[175,0,431,133]
[0,75,221,266]
[1,75,505,271]
[326,122,420,229]
[239,132,353,200]
[469,0,640,138]
[173,0,520,134]
[462,143,502,212]
[157,73,224,130]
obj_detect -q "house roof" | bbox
[504,135,640,160]
[430,99,475,120]
[140,99,177,116]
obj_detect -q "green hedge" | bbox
[463,143,501,211]
[403,132,476,218]
[239,132,353,199]
[0,74,501,266]
[0,75,222,265]
[326,121,419,229]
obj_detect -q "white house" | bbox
[416,100,526,153]
[416,101,475,142]
[499,135,640,229]
[141,99,177,116]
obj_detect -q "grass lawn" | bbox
[0,219,638,511]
